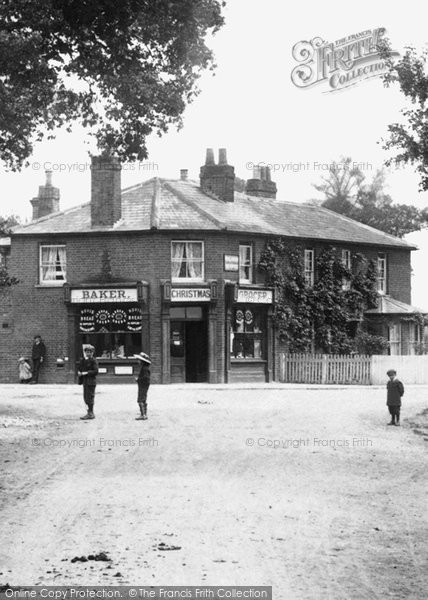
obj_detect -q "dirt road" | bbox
[0,384,427,599]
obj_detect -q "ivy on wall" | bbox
[258,239,380,353]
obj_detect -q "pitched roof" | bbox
[12,178,414,249]
[365,295,427,315]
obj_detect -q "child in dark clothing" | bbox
[134,352,151,420]
[386,369,404,426]
[77,345,99,420]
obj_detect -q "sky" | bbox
[1,0,428,303]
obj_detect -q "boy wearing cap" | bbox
[386,369,404,426]
[77,345,99,420]
[134,352,151,420]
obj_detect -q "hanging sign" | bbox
[71,288,138,303]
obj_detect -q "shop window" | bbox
[171,241,204,281]
[342,249,351,290]
[239,244,253,283]
[170,306,203,320]
[377,253,387,294]
[78,305,143,358]
[304,249,314,287]
[231,307,265,359]
[40,245,66,285]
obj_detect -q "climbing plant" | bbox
[258,239,380,353]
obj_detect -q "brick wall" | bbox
[1,231,413,383]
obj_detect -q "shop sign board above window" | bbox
[171,288,211,302]
[237,288,273,304]
[71,288,138,303]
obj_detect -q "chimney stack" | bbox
[245,165,277,199]
[30,170,60,220]
[200,148,235,203]
[90,155,122,228]
[180,169,189,181]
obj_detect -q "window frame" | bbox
[171,240,204,282]
[239,243,253,284]
[39,244,67,286]
[304,249,314,287]
[341,249,352,291]
[377,253,387,295]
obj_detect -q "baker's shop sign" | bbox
[291,28,398,92]
[71,287,138,303]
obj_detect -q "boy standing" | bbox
[386,369,404,426]
[134,352,151,420]
[77,345,99,420]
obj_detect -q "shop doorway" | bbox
[170,307,208,383]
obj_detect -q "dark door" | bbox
[185,321,208,382]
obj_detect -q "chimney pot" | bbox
[260,166,267,180]
[45,170,53,186]
[265,167,272,182]
[200,148,235,202]
[180,169,188,181]
[253,165,261,179]
[205,148,215,166]
[218,148,228,165]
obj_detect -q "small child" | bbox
[386,369,404,426]
[18,357,32,383]
[133,352,151,420]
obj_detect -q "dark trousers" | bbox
[32,358,42,383]
[83,384,96,410]
[388,406,400,420]
[137,383,149,408]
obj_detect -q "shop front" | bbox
[64,282,149,383]
[161,281,218,383]
[225,284,274,383]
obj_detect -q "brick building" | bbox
[0,150,424,383]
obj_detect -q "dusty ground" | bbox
[0,383,427,599]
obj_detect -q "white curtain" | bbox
[41,246,58,281]
[187,243,202,278]
[172,242,185,278]
[56,246,66,280]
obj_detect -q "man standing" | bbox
[31,335,46,384]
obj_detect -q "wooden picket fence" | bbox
[279,353,371,384]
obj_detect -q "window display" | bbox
[231,307,265,359]
[78,304,143,358]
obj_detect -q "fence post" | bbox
[321,355,328,384]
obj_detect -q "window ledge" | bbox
[231,358,266,363]
[35,283,66,288]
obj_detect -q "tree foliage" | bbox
[0,0,225,169]
[314,158,428,237]
[0,214,20,287]
[258,239,380,354]
[379,41,428,191]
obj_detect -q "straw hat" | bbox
[133,352,151,364]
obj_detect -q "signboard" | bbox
[114,366,134,375]
[71,288,138,303]
[224,254,239,272]
[237,288,273,304]
[171,288,211,302]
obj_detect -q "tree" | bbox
[0,0,225,170]
[379,41,428,191]
[0,215,20,287]
[314,159,428,237]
